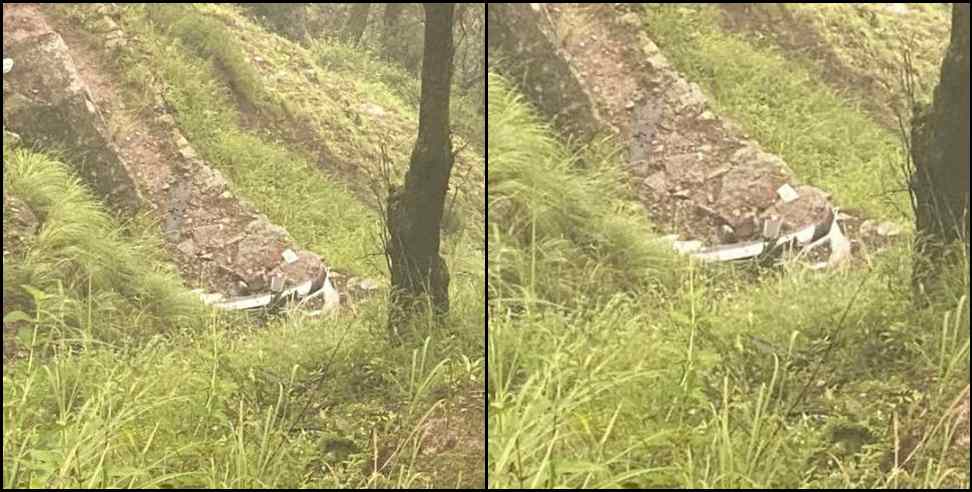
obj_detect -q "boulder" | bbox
[487,3,604,143]
[715,159,790,237]
[3,24,143,211]
[761,185,833,235]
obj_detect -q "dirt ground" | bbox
[545,4,837,247]
[4,3,330,300]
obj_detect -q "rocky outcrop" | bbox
[3,25,142,211]
[490,3,840,246]
[487,3,605,143]
[2,4,330,299]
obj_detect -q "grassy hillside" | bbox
[4,3,484,488]
[641,4,910,222]
[487,70,969,488]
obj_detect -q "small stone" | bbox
[777,184,800,203]
[876,222,902,237]
[706,167,730,181]
[176,240,196,256]
[178,145,198,161]
[860,220,876,236]
[359,278,380,291]
[105,36,127,50]
[360,103,386,118]
[92,16,120,34]
[625,100,635,110]
[642,172,667,193]
[282,249,299,264]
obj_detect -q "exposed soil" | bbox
[366,382,486,488]
[546,4,834,246]
[3,3,333,301]
[417,382,486,487]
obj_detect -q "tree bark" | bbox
[342,3,372,46]
[387,4,455,331]
[911,3,970,297]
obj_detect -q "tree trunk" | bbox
[240,3,307,44]
[386,4,455,332]
[911,3,970,297]
[342,3,372,46]
[381,3,404,60]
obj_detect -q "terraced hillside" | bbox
[4,3,484,488]
[487,3,968,489]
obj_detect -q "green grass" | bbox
[641,4,909,222]
[121,3,381,277]
[487,73,682,309]
[784,3,949,105]
[487,71,970,489]
[5,4,484,488]
[3,147,485,488]
[3,147,206,345]
[117,3,483,278]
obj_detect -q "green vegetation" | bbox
[128,3,381,276]
[487,73,681,307]
[4,3,483,489]
[487,71,969,488]
[121,3,483,277]
[641,4,909,221]
[3,148,205,345]
[784,3,949,104]
[3,141,482,492]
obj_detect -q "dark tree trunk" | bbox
[387,4,455,332]
[240,3,307,44]
[911,3,970,297]
[381,3,404,60]
[342,3,372,46]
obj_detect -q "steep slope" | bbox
[487,4,968,488]
[4,3,484,488]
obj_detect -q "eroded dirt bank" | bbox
[3,4,328,299]
[488,3,907,258]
